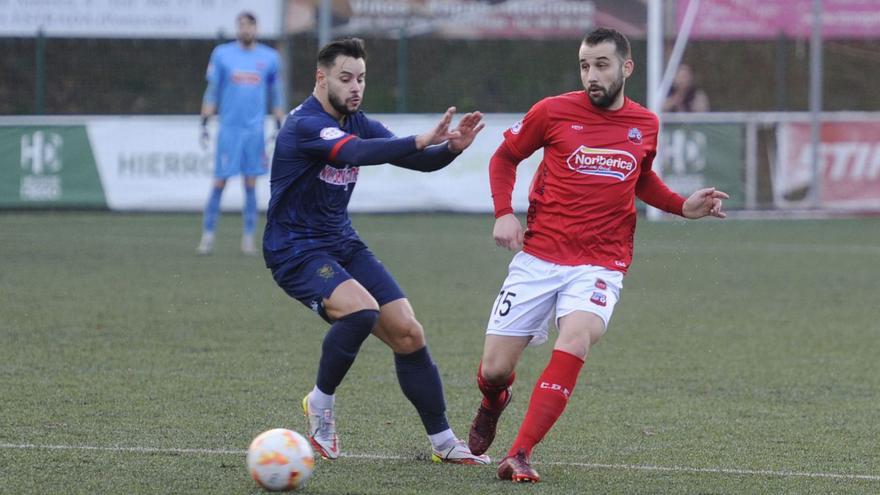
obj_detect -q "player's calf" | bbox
[468,364,515,455]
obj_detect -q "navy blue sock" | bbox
[394,346,450,435]
[315,309,379,395]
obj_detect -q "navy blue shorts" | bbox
[269,239,405,323]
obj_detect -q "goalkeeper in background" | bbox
[197,11,286,255]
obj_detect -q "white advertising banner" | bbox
[0,0,281,39]
[354,114,541,213]
[85,114,541,213]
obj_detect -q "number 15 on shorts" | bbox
[493,290,517,317]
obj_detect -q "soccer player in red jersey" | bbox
[467,27,729,483]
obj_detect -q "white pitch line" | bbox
[0,443,245,456]
[639,241,880,256]
[541,460,880,482]
[1,442,878,482]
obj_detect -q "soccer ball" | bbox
[247,428,315,492]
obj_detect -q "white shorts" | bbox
[486,251,624,347]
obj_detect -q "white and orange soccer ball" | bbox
[247,428,315,492]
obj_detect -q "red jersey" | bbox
[490,91,685,273]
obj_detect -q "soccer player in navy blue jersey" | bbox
[263,37,489,464]
[197,12,286,256]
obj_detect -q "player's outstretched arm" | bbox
[682,187,729,219]
[390,111,485,172]
[493,214,524,251]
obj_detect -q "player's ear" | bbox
[315,68,326,88]
[622,58,634,79]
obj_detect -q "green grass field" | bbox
[1,212,879,494]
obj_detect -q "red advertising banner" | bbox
[678,0,880,39]
[776,121,880,209]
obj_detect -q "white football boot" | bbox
[241,233,257,255]
[196,232,214,255]
[302,393,339,460]
[431,439,491,465]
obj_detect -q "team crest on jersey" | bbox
[590,292,607,307]
[317,264,335,279]
[319,165,359,186]
[509,119,523,135]
[566,145,638,181]
[628,127,643,144]
[320,127,346,140]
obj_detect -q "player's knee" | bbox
[325,292,379,321]
[387,317,425,354]
[554,331,598,360]
[339,308,380,331]
[479,357,515,385]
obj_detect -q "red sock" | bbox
[477,361,515,410]
[508,349,584,458]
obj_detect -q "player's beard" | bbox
[328,90,360,116]
[588,70,625,109]
[238,36,256,48]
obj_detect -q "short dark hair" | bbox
[583,27,631,61]
[317,37,367,68]
[237,11,257,24]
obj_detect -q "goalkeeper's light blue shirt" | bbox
[203,41,283,129]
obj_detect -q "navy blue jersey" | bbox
[264,96,463,267]
[263,96,408,266]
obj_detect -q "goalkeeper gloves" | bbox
[199,116,210,150]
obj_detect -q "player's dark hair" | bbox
[317,37,367,68]
[583,27,631,61]
[237,11,257,24]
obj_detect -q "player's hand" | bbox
[493,213,524,251]
[448,111,486,154]
[415,107,461,150]
[682,187,729,219]
[199,123,210,150]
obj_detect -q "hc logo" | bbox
[21,131,64,175]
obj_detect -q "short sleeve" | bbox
[502,98,549,160]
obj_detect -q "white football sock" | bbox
[428,428,456,451]
[309,385,335,410]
